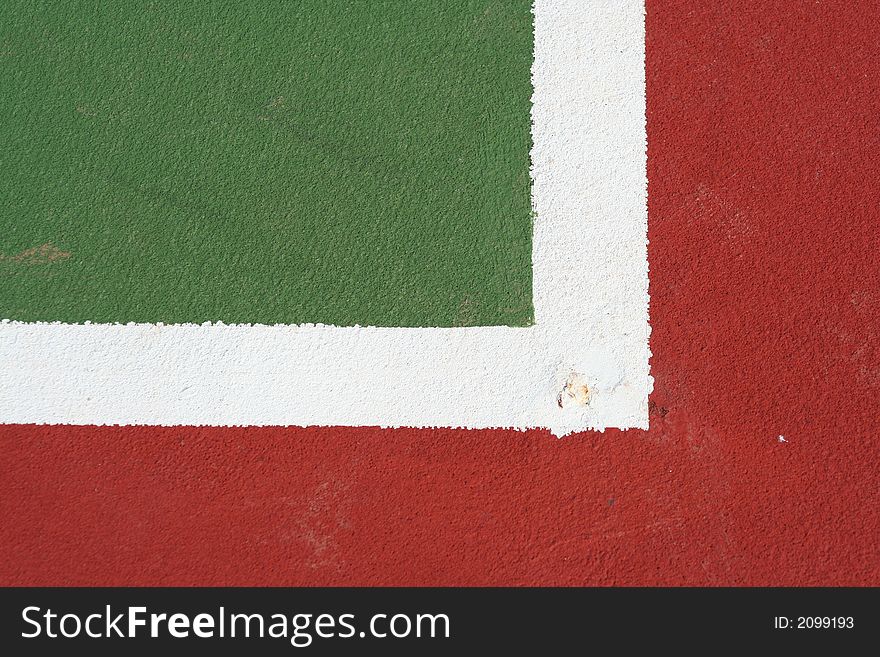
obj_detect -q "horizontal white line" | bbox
[0,320,647,435]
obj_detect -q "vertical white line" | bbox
[531,0,650,434]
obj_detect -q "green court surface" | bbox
[0,0,533,327]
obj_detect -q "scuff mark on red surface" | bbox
[0,0,877,585]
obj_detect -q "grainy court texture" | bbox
[1,0,879,586]
[1,0,534,327]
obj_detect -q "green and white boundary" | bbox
[0,1,649,436]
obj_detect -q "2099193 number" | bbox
[797,617,854,629]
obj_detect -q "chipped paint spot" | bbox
[557,372,591,409]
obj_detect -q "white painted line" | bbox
[0,0,650,436]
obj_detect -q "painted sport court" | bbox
[0,0,649,435]
[3,0,877,590]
